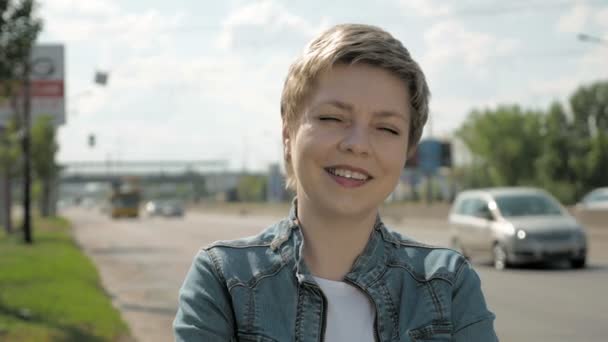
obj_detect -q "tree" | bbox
[534,102,579,202]
[1,0,43,241]
[455,81,608,204]
[584,131,608,190]
[568,81,608,198]
[31,115,57,216]
[1,0,42,95]
[456,105,543,186]
[0,117,20,233]
[570,81,608,140]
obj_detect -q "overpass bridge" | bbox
[60,160,229,182]
[58,160,246,198]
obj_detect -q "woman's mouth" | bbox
[325,167,372,188]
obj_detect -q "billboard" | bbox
[0,44,65,127]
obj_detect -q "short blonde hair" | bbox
[281,23,430,190]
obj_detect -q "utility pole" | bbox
[22,59,33,244]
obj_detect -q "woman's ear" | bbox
[282,123,291,162]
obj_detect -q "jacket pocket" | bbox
[237,332,279,342]
[408,321,452,341]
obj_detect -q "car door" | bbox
[468,198,494,254]
[449,198,475,251]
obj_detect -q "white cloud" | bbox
[45,0,606,171]
[595,7,608,28]
[217,0,324,50]
[557,2,590,33]
[41,0,187,50]
[422,20,520,74]
[396,0,451,17]
[42,0,120,17]
[529,38,608,99]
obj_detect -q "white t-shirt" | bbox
[313,276,376,342]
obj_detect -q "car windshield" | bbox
[586,191,608,203]
[494,194,563,217]
[112,193,139,207]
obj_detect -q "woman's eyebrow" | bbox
[311,99,354,112]
[373,111,408,123]
[312,100,407,123]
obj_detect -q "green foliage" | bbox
[0,216,130,341]
[457,105,543,186]
[236,175,267,202]
[585,132,608,187]
[0,117,21,174]
[452,163,494,189]
[456,80,608,204]
[569,81,608,139]
[0,0,43,85]
[31,115,57,179]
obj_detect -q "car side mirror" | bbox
[476,208,494,221]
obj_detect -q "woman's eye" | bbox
[379,127,400,135]
[319,116,342,122]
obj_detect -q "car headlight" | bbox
[516,230,527,240]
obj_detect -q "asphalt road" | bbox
[64,207,608,342]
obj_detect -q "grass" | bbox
[0,216,131,342]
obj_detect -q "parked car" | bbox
[448,187,587,270]
[145,199,185,217]
[576,187,608,211]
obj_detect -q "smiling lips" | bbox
[325,166,373,188]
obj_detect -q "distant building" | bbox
[267,163,286,202]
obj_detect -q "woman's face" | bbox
[286,63,411,218]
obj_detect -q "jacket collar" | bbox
[270,198,396,288]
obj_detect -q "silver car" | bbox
[145,199,185,217]
[449,187,587,270]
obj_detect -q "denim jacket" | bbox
[174,205,498,341]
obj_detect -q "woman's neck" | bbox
[297,197,378,281]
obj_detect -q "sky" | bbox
[37,0,608,171]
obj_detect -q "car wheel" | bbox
[450,238,468,259]
[570,257,586,269]
[492,243,509,270]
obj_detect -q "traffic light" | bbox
[88,134,96,148]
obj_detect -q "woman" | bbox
[174,23,497,341]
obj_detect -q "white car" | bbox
[449,187,587,270]
[577,187,608,211]
[145,199,184,217]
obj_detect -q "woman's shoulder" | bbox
[203,217,291,251]
[190,218,293,287]
[381,226,469,284]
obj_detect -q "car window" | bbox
[457,197,489,217]
[469,199,490,218]
[585,191,608,203]
[454,198,469,215]
[495,194,563,217]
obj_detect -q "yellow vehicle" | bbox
[110,189,141,218]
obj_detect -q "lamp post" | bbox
[577,33,608,46]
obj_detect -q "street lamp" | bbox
[577,33,608,46]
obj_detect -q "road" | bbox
[64,207,608,342]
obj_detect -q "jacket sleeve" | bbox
[173,249,236,341]
[452,260,499,341]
